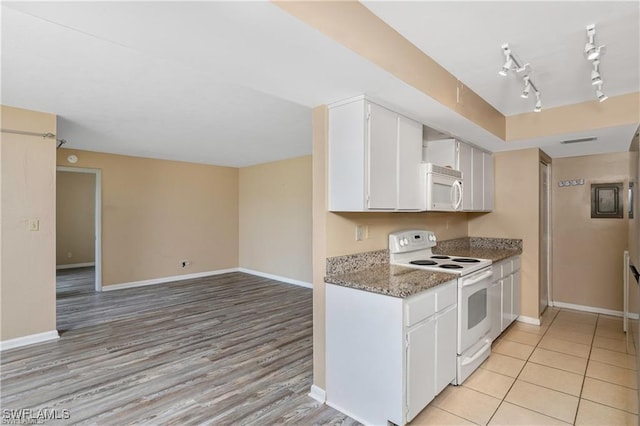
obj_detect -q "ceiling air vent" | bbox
[560,137,598,144]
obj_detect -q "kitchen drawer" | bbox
[435,280,457,311]
[406,289,436,327]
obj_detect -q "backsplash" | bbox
[435,237,523,252]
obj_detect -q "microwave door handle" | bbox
[453,181,463,210]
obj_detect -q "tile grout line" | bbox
[485,308,559,425]
[571,312,598,425]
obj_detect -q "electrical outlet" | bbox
[355,225,365,241]
[181,260,192,268]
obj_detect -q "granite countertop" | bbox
[325,264,458,298]
[324,236,523,299]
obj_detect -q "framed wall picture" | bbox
[591,183,623,218]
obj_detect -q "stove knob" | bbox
[403,237,409,246]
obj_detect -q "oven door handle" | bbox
[461,270,493,287]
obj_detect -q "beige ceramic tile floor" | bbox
[410,308,639,425]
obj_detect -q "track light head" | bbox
[534,92,542,112]
[499,44,513,76]
[591,60,602,85]
[584,24,605,61]
[521,76,531,98]
[596,84,608,102]
[499,57,513,76]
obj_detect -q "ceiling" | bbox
[2,1,639,167]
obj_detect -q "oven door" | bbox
[425,172,463,212]
[457,268,493,354]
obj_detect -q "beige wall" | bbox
[1,105,57,341]
[239,155,312,283]
[552,153,631,312]
[56,171,95,265]
[469,148,541,320]
[327,212,468,257]
[56,149,239,287]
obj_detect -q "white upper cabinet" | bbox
[397,116,423,210]
[328,97,422,212]
[424,138,493,212]
[483,151,494,211]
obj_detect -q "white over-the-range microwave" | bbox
[421,163,463,212]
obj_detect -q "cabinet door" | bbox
[501,277,513,331]
[483,152,494,211]
[489,281,502,341]
[397,116,423,210]
[512,271,521,321]
[406,317,436,422]
[367,103,398,209]
[472,148,484,211]
[435,305,457,394]
[458,142,473,211]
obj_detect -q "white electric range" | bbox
[389,230,494,385]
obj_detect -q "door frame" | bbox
[56,166,103,291]
[540,161,552,311]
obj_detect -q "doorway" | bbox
[56,167,102,292]
[539,162,551,314]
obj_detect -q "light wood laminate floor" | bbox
[2,272,357,425]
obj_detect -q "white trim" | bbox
[552,300,640,319]
[57,166,102,291]
[0,330,59,351]
[56,262,95,270]
[516,315,541,326]
[102,268,239,291]
[238,268,312,289]
[308,385,326,403]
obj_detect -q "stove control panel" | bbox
[389,230,436,253]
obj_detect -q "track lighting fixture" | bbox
[584,24,605,61]
[591,60,602,85]
[534,92,542,112]
[521,76,531,98]
[596,83,608,102]
[584,24,607,102]
[498,44,542,112]
[498,44,513,76]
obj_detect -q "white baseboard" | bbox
[56,262,95,270]
[0,330,59,351]
[102,268,239,291]
[308,385,326,403]
[517,315,541,326]
[238,268,312,289]
[552,300,640,319]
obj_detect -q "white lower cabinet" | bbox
[326,280,457,426]
[489,256,522,340]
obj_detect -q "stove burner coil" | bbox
[452,258,480,263]
[409,260,438,266]
[431,255,450,259]
[439,264,464,269]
